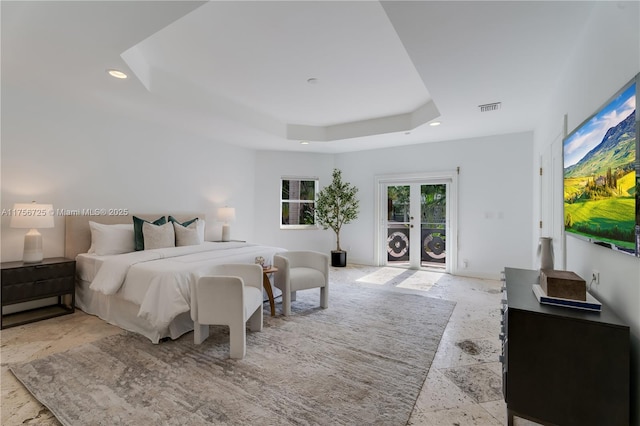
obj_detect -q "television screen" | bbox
[563,74,639,257]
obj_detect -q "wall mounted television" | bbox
[563,72,639,257]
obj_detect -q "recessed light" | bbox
[306,78,318,84]
[429,121,441,127]
[107,69,127,79]
[300,141,310,145]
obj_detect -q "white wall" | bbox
[1,87,258,262]
[533,2,640,423]
[253,132,534,280]
[252,151,335,251]
[335,132,534,279]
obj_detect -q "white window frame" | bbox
[280,176,319,229]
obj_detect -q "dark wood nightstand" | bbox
[1,257,76,329]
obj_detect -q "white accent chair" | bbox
[190,263,263,359]
[273,251,329,316]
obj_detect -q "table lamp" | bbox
[218,207,236,242]
[10,202,54,263]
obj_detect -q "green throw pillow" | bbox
[168,216,198,227]
[133,216,166,251]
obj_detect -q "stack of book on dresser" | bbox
[532,269,602,312]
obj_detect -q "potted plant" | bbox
[315,168,360,267]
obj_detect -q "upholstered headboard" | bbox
[64,213,206,260]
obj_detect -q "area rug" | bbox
[10,282,455,425]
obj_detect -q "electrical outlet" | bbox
[463,259,468,269]
[592,270,600,285]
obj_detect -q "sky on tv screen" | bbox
[564,83,635,168]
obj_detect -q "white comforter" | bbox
[86,242,285,332]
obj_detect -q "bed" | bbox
[65,213,286,343]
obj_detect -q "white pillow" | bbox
[88,222,135,256]
[143,221,175,250]
[173,220,202,247]
[195,219,205,243]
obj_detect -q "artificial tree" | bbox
[315,168,359,266]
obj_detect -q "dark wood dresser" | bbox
[501,267,629,426]
[1,257,75,329]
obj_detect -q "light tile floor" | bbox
[1,264,538,425]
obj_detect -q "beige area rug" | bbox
[10,282,455,425]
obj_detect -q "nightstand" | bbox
[1,257,76,329]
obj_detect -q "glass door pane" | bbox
[420,184,447,269]
[386,185,411,266]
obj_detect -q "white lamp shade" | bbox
[217,207,236,223]
[10,203,54,229]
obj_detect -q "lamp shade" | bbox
[10,203,54,229]
[217,207,236,223]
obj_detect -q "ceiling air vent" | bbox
[479,102,501,112]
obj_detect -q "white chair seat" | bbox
[290,267,326,291]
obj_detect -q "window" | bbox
[280,177,318,229]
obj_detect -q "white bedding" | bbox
[76,242,286,341]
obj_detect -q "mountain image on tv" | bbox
[563,82,636,252]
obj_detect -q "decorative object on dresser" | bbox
[539,269,586,300]
[9,202,54,263]
[537,236,553,270]
[273,251,329,315]
[1,257,75,329]
[500,267,629,426]
[531,284,602,312]
[218,206,235,242]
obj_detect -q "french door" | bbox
[376,172,457,273]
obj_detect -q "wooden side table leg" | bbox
[262,272,276,316]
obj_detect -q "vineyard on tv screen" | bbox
[563,78,638,256]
